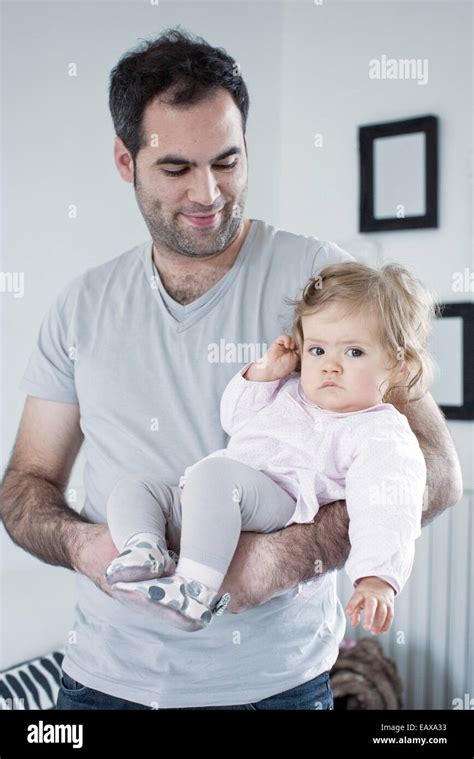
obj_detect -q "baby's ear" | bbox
[394,358,408,381]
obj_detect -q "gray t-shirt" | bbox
[19,218,355,708]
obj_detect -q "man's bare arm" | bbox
[392,390,463,523]
[0,396,118,594]
[221,499,351,611]
[222,392,463,612]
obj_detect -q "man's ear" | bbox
[114,136,134,184]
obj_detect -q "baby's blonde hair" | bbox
[284,261,440,405]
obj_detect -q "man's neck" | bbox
[152,218,252,305]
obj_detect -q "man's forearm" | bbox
[0,468,89,570]
[267,499,351,586]
[222,499,350,610]
[393,391,463,524]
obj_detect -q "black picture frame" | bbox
[359,115,438,232]
[432,302,474,420]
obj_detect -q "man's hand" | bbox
[72,523,119,597]
[345,576,395,635]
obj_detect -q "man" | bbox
[0,29,462,710]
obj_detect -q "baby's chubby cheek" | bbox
[352,370,373,390]
[300,368,319,398]
[352,371,383,402]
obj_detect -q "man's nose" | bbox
[187,169,221,207]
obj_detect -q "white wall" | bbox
[1,0,472,710]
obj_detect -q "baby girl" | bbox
[104,261,435,634]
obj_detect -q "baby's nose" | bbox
[323,360,342,373]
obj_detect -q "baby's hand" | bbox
[250,335,300,381]
[345,576,395,635]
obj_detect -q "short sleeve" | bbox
[311,239,356,275]
[19,278,81,404]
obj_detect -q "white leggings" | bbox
[106,457,297,575]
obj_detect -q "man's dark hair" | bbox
[109,26,250,164]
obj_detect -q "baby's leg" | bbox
[176,457,297,592]
[111,460,296,631]
[105,476,178,583]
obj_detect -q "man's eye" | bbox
[162,160,238,178]
[162,168,188,177]
[215,160,238,172]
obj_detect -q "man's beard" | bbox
[134,173,248,259]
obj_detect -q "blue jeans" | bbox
[56,669,334,710]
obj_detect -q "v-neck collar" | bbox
[142,219,259,332]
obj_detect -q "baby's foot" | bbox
[111,574,231,632]
[105,532,178,584]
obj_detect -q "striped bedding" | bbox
[0,649,65,710]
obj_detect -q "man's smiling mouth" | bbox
[181,210,223,227]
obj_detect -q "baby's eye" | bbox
[309,347,324,356]
[346,348,364,358]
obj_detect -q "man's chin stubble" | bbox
[160,212,240,258]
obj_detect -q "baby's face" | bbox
[299,302,400,412]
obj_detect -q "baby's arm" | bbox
[220,335,299,436]
[343,413,427,633]
[219,363,283,437]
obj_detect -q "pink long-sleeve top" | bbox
[179,362,427,595]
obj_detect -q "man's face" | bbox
[126,88,248,258]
